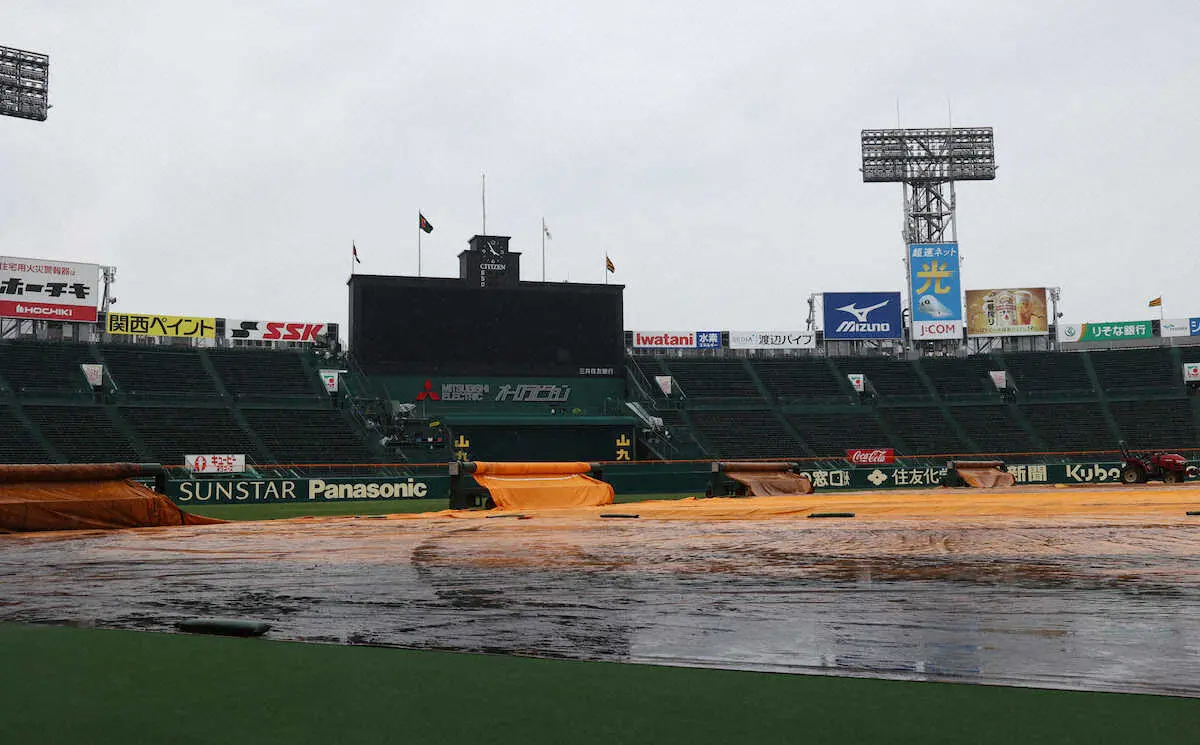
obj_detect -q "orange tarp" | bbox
[950,461,1017,488]
[0,463,223,532]
[389,484,1200,522]
[471,461,614,510]
[724,470,814,496]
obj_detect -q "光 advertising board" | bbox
[0,256,101,322]
[822,292,903,340]
[908,243,962,341]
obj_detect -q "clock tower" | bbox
[459,235,521,288]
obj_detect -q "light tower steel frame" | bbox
[0,44,49,122]
[861,127,995,349]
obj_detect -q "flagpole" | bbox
[418,210,422,277]
[541,217,546,282]
[351,241,355,276]
[482,173,487,235]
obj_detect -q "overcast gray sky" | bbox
[3,1,1199,334]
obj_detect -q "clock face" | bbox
[485,239,505,257]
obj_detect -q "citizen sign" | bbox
[846,449,895,465]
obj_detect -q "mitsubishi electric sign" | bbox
[822,292,903,340]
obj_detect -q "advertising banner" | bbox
[632,331,721,349]
[822,292,903,340]
[965,288,1048,337]
[0,256,101,322]
[1161,318,1191,338]
[319,369,341,394]
[728,330,816,349]
[225,319,329,343]
[1057,321,1153,343]
[105,312,216,338]
[845,448,895,465]
[1184,363,1200,382]
[989,370,1008,390]
[184,454,246,474]
[847,373,865,393]
[168,476,446,503]
[909,243,962,341]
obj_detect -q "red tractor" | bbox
[1118,440,1197,484]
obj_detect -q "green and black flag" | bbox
[419,213,434,234]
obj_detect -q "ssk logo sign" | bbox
[226,319,328,343]
[822,292,903,340]
[846,448,895,465]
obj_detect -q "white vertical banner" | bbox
[1184,363,1200,382]
[654,375,673,395]
[319,369,341,393]
[80,364,105,388]
[989,370,1008,389]
[847,374,865,393]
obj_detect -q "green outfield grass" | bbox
[2,623,1196,745]
[184,492,696,521]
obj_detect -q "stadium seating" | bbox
[1002,352,1093,397]
[1019,402,1114,452]
[0,404,52,463]
[751,359,849,402]
[1108,399,1196,449]
[876,406,969,455]
[0,341,96,397]
[836,358,930,401]
[949,404,1039,454]
[785,411,890,457]
[660,359,760,399]
[1090,348,1178,394]
[920,357,1001,401]
[207,349,324,400]
[119,406,266,466]
[100,347,220,399]
[686,409,801,458]
[241,408,379,471]
[22,404,145,463]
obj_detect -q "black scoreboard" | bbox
[348,236,624,377]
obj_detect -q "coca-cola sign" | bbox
[846,448,895,465]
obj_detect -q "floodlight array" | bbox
[861,127,994,183]
[0,45,49,122]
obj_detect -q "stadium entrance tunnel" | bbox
[449,461,615,510]
[0,463,223,532]
[708,462,814,497]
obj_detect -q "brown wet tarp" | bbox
[949,460,1017,489]
[471,461,615,511]
[0,463,223,532]
[724,468,814,496]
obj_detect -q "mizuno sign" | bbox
[823,292,903,340]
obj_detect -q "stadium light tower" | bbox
[860,127,994,244]
[0,45,50,122]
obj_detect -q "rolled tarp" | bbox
[467,461,614,510]
[720,462,814,496]
[947,460,1016,489]
[0,463,223,532]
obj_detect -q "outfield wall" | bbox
[165,461,1139,505]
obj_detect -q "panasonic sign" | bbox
[822,292,903,340]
